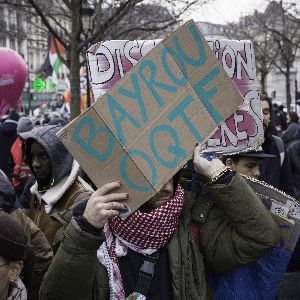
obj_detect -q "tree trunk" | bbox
[70,48,81,119]
[260,72,267,95]
[69,0,82,120]
[285,66,291,112]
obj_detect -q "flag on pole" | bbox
[40,33,66,87]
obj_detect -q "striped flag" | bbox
[40,33,66,85]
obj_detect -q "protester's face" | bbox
[261,100,271,130]
[0,256,22,298]
[140,179,174,212]
[30,142,52,187]
[226,157,261,179]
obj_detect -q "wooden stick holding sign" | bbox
[57,20,244,216]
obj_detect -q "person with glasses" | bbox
[0,211,28,300]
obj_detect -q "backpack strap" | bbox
[272,135,285,166]
[134,252,160,297]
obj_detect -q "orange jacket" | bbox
[11,137,31,187]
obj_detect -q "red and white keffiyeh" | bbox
[97,184,184,300]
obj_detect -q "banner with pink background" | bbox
[87,26,263,154]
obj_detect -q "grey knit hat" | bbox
[17,116,34,135]
[20,125,74,184]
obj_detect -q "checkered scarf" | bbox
[97,184,184,300]
[8,278,27,300]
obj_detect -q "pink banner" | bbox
[87,31,263,154]
[205,38,263,153]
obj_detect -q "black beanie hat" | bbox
[0,211,27,261]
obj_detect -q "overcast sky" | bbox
[188,0,269,24]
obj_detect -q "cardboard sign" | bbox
[58,20,243,215]
[243,175,300,251]
[87,26,263,154]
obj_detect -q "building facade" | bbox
[0,1,69,108]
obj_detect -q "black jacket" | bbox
[0,171,16,212]
[260,133,295,197]
[282,123,300,148]
[286,140,300,200]
[0,120,18,177]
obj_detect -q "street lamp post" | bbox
[82,0,95,109]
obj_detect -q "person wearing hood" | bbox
[20,125,94,247]
[0,110,19,177]
[0,170,53,300]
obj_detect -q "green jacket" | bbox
[10,208,53,300]
[40,174,279,300]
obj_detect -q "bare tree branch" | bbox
[22,0,210,118]
[27,0,69,50]
[44,12,71,38]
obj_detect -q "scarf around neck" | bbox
[97,184,184,300]
[8,278,27,300]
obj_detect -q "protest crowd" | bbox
[2,19,300,300]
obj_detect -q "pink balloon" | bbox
[0,47,27,117]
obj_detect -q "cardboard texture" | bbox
[271,213,294,251]
[87,25,263,154]
[243,175,300,251]
[58,20,243,214]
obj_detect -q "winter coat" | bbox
[261,133,295,197]
[286,140,300,201]
[10,208,53,300]
[0,170,53,300]
[28,161,93,247]
[40,174,279,300]
[284,140,300,273]
[0,119,18,177]
[282,122,300,148]
[20,125,94,247]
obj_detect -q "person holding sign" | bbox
[40,143,279,300]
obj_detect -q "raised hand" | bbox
[83,181,128,228]
[193,143,226,181]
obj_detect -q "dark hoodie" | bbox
[0,117,19,177]
[20,125,93,246]
[21,125,73,184]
